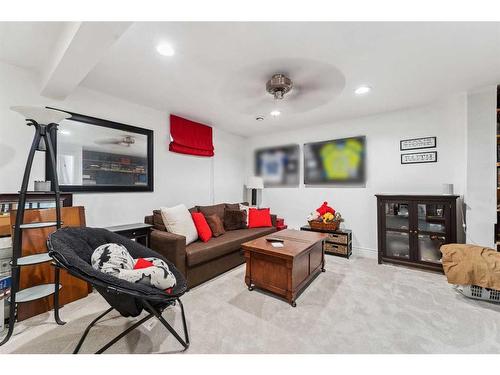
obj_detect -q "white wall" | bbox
[465,86,497,247]
[0,61,245,227]
[245,94,469,255]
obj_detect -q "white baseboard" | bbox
[352,246,377,259]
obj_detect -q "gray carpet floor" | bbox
[1,254,500,354]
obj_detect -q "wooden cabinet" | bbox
[376,194,459,272]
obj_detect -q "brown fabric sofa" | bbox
[145,203,277,288]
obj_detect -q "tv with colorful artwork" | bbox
[255,144,300,187]
[304,136,366,185]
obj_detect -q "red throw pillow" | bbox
[134,258,154,270]
[191,212,213,242]
[248,208,272,228]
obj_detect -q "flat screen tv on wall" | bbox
[255,144,300,187]
[304,136,366,185]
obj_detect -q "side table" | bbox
[105,223,153,248]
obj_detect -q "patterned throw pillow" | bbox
[239,203,250,227]
[91,243,176,290]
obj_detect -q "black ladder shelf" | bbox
[0,110,68,346]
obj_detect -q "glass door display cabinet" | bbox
[376,194,458,272]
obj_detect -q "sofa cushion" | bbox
[186,227,276,267]
[205,214,225,237]
[191,212,212,242]
[248,208,272,228]
[239,203,250,227]
[160,204,198,245]
[198,203,225,221]
[225,202,249,211]
[153,207,197,231]
[153,210,166,231]
[224,209,247,231]
[225,203,240,210]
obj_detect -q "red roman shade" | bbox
[169,114,214,157]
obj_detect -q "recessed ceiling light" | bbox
[354,85,372,95]
[156,43,175,57]
[270,110,281,117]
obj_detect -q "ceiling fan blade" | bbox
[218,57,346,115]
[94,138,122,145]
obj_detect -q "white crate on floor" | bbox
[458,285,500,303]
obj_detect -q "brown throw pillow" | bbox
[205,214,225,237]
[224,209,247,231]
[198,204,225,221]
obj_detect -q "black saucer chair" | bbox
[47,227,189,354]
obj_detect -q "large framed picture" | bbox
[401,151,437,164]
[400,136,436,151]
[255,144,300,187]
[304,136,366,185]
[45,109,154,192]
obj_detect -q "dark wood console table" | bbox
[105,223,153,247]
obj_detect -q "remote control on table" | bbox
[266,238,284,243]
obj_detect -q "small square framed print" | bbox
[401,151,437,164]
[400,136,436,151]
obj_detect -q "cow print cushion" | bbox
[91,243,176,290]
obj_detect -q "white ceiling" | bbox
[0,22,66,72]
[1,22,500,137]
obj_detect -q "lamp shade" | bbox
[246,176,264,189]
[11,106,71,125]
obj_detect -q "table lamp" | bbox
[246,176,264,206]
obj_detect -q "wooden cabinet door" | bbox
[413,201,450,265]
[380,200,412,261]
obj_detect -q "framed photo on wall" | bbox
[255,144,300,187]
[401,151,437,164]
[400,136,436,151]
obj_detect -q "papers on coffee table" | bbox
[270,242,284,248]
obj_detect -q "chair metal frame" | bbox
[48,239,190,354]
[72,298,189,354]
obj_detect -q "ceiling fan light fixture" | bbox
[354,85,372,95]
[156,42,175,57]
[266,73,293,100]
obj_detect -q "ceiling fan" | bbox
[266,73,293,100]
[219,58,346,115]
[95,135,136,147]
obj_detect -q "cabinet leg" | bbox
[291,301,297,307]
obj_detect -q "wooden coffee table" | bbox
[242,229,327,307]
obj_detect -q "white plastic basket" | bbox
[0,297,3,333]
[457,285,500,303]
